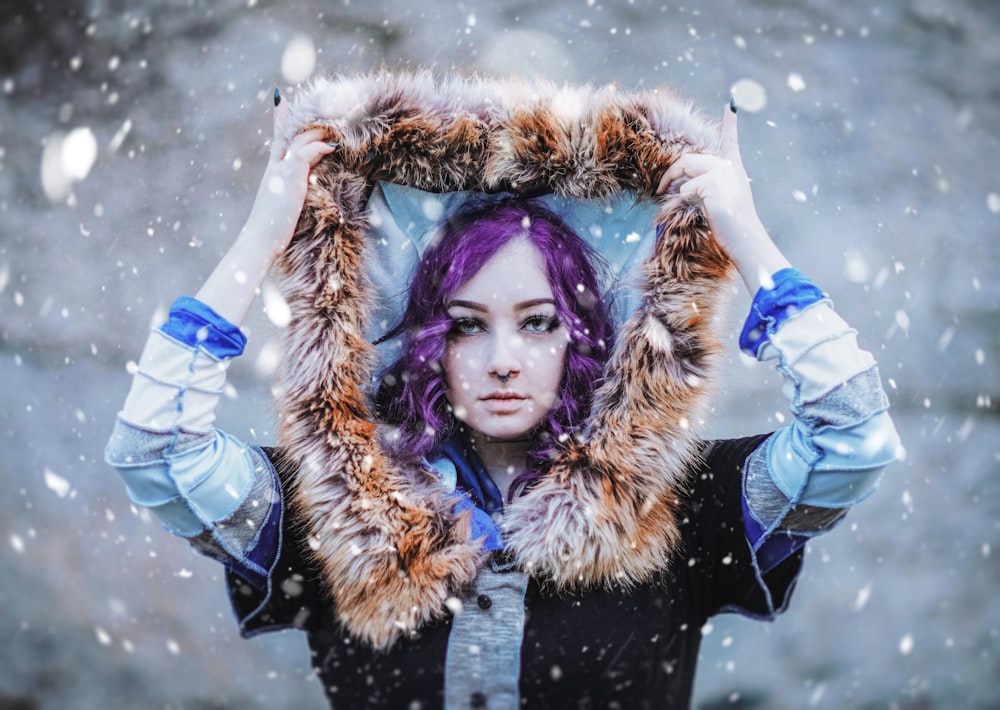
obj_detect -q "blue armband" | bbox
[739,268,826,358]
[160,296,247,358]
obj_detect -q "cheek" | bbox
[537,341,570,397]
[443,344,480,391]
[527,338,569,366]
[442,350,468,421]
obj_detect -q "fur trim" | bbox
[271,71,734,649]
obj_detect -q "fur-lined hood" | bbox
[270,71,734,650]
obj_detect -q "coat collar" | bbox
[270,71,734,649]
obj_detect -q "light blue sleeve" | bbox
[105,297,282,587]
[751,298,899,510]
[736,270,900,571]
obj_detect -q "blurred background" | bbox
[1,0,997,707]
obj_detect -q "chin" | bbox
[470,417,540,442]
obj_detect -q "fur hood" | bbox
[271,71,734,649]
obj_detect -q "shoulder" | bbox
[686,434,771,501]
[674,435,770,563]
[261,446,296,481]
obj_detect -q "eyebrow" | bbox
[446,298,556,312]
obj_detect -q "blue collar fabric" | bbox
[438,439,505,517]
[428,438,506,551]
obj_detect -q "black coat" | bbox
[226,436,801,709]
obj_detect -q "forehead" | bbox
[452,238,552,303]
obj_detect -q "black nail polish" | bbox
[729,96,737,114]
[274,87,281,107]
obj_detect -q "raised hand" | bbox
[244,90,338,261]
[194,88,337,325]
[656,103,790,294]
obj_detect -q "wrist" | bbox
[724,225,791,294]
[193,225,282,327]
[237,216,289,263]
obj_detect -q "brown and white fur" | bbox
[270,71,734,650]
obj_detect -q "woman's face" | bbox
[443,237,570,442]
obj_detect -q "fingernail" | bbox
[729,96,737,114]
[274,87,281,107]
[326,141,340,148]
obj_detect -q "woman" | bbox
[107,81,899,708]
[373,198,615,499]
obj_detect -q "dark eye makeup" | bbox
[447,312,560,338]
[521,314,559,333]
[448,317,485,337]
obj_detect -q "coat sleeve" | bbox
[736,268,901,572]
[104,297,283,590]
[683,435,805,621]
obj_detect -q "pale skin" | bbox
[195,97,337,324]
[195,97,791,498]
[442,238,571,495]
[656,105,791,293]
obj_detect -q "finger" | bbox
[719,101,742,166]
[281,129,336,166]
[656,154,724,194]
[657,162,683,194]
[287,127,330,149]
[678,174,709,201]
[298,139,338,168]
[268,87,290,166]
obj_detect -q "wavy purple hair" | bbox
[374,198,615,478]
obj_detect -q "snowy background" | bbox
[1,0,998,707]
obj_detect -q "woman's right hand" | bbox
[243,91,338,260]
[194,89,337,326]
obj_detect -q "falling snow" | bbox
[730,78,767,112]
[3,2,999,709]
[281,34,316,84]
[10,534,25,554]
[854,583,872,611]
[43,468,71,498]
[899,634,915,656]
[40,127,98,201]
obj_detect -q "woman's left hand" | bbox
[656,103,790,293]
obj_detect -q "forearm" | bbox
[723,217,791,295]
[195,221,281,327]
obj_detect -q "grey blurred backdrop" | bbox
[1,0,998,707]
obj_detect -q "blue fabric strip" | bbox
[161,296,247,358]
[765,412,896,507]
[438,439,506,517]
[225,471,284,591]
[741,495,809,574]
[452,493,505,551]
[739,268,826,358]
[432,439,506,551]
[164,431,255,521]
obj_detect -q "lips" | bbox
[480,392,527,413]
[482,392,525,401]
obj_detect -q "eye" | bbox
[449,317,484,337]
[522,314,559,334]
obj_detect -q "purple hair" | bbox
[374,198,614,481]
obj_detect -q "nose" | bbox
[487,330,523,381]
